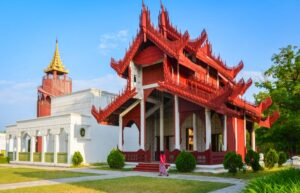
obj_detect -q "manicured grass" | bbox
[169,166,290,180]
[0,167,97,184]
[0,176,232,193]
[92,163,133,171]
[243,168,300,193]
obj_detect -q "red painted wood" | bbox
[133,46,163,66]
[142,63,164,85]
[37,74,72,117]
[227,116,236,152]
[237,117,246,160]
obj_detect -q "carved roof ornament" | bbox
[91,2,279,128]
[44,39,69,74]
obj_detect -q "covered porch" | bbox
[118,90,256,165]
[5,113,88,166]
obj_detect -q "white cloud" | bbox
[98,29,129,55]
[237,70,265,83]
[0,80,38,105]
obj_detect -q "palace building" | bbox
[5,3,279,170]
[92,3,279,167]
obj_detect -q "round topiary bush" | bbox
[265,149,279,168]
[223,152,243,174]
[175,151,196,172]
[107,149,125,169]
[278,151,287,167]
[245,149,260,172]
[72,151,83,166]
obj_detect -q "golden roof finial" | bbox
[44,39,69,74]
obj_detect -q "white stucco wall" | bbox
[5,88,140,164]
[0,133,6,151]
[51,88,115,116]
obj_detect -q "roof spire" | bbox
[160,0,165,11]
[44,39,69,74]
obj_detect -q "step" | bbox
[133,163,170,172]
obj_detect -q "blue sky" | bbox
[0,0,299,131]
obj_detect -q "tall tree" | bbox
[255,45,300,156]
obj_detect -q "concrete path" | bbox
[0,165,246,192]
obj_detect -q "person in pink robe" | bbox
[159,151,169,176]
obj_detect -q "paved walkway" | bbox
[0,165,246,192]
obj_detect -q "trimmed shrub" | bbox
[245,149,260,172]
[72,151,83,166]
[223,152,243,174]
[278,151,287,167]
[0,156,9,164]
[243,168,300,193]
[107,149,125,169]
[265,149,278,169]
[175,151,196,172]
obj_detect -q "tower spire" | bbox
[44,39,68,74]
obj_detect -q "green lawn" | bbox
[0,167,97,184]
[169,166,291,180]
[0,176,231,193]
[89,163,132,171]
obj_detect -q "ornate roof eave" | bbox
[258,111,280,128]
[91,86,137,123]
[111,31,144,76]
[158,9,244,81]
[157,81,242,117]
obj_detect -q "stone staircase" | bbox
[133,162,170,172]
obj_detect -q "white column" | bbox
[159,98,164,151]
[251,127,256,151]
[41,135,47,162]
[234,117,238,151]
[174,95,180,150]
[67,127,74,165]
[5,137,9,157]
[54,134,59,164]
[30,136,36,162]
[193,113,197,151]
[119,116,123,151]
[205,108,212,150]
[140,98,145,150]
[223,115,227,151]
[16,136,21,161]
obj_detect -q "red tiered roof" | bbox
[92,2,279,128]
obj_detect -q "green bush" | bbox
[278,151,287,167]
[175,151,196,172]
[107,149,125,169]
[223,152,243,174]
[0,156,9,164]
[245,149,260,172]
[72,151,83,166]
[265,149,278,169]
[243,168,300,193]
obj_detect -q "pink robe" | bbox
[159,154,169,176]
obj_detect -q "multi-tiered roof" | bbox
[92,2,279,128]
